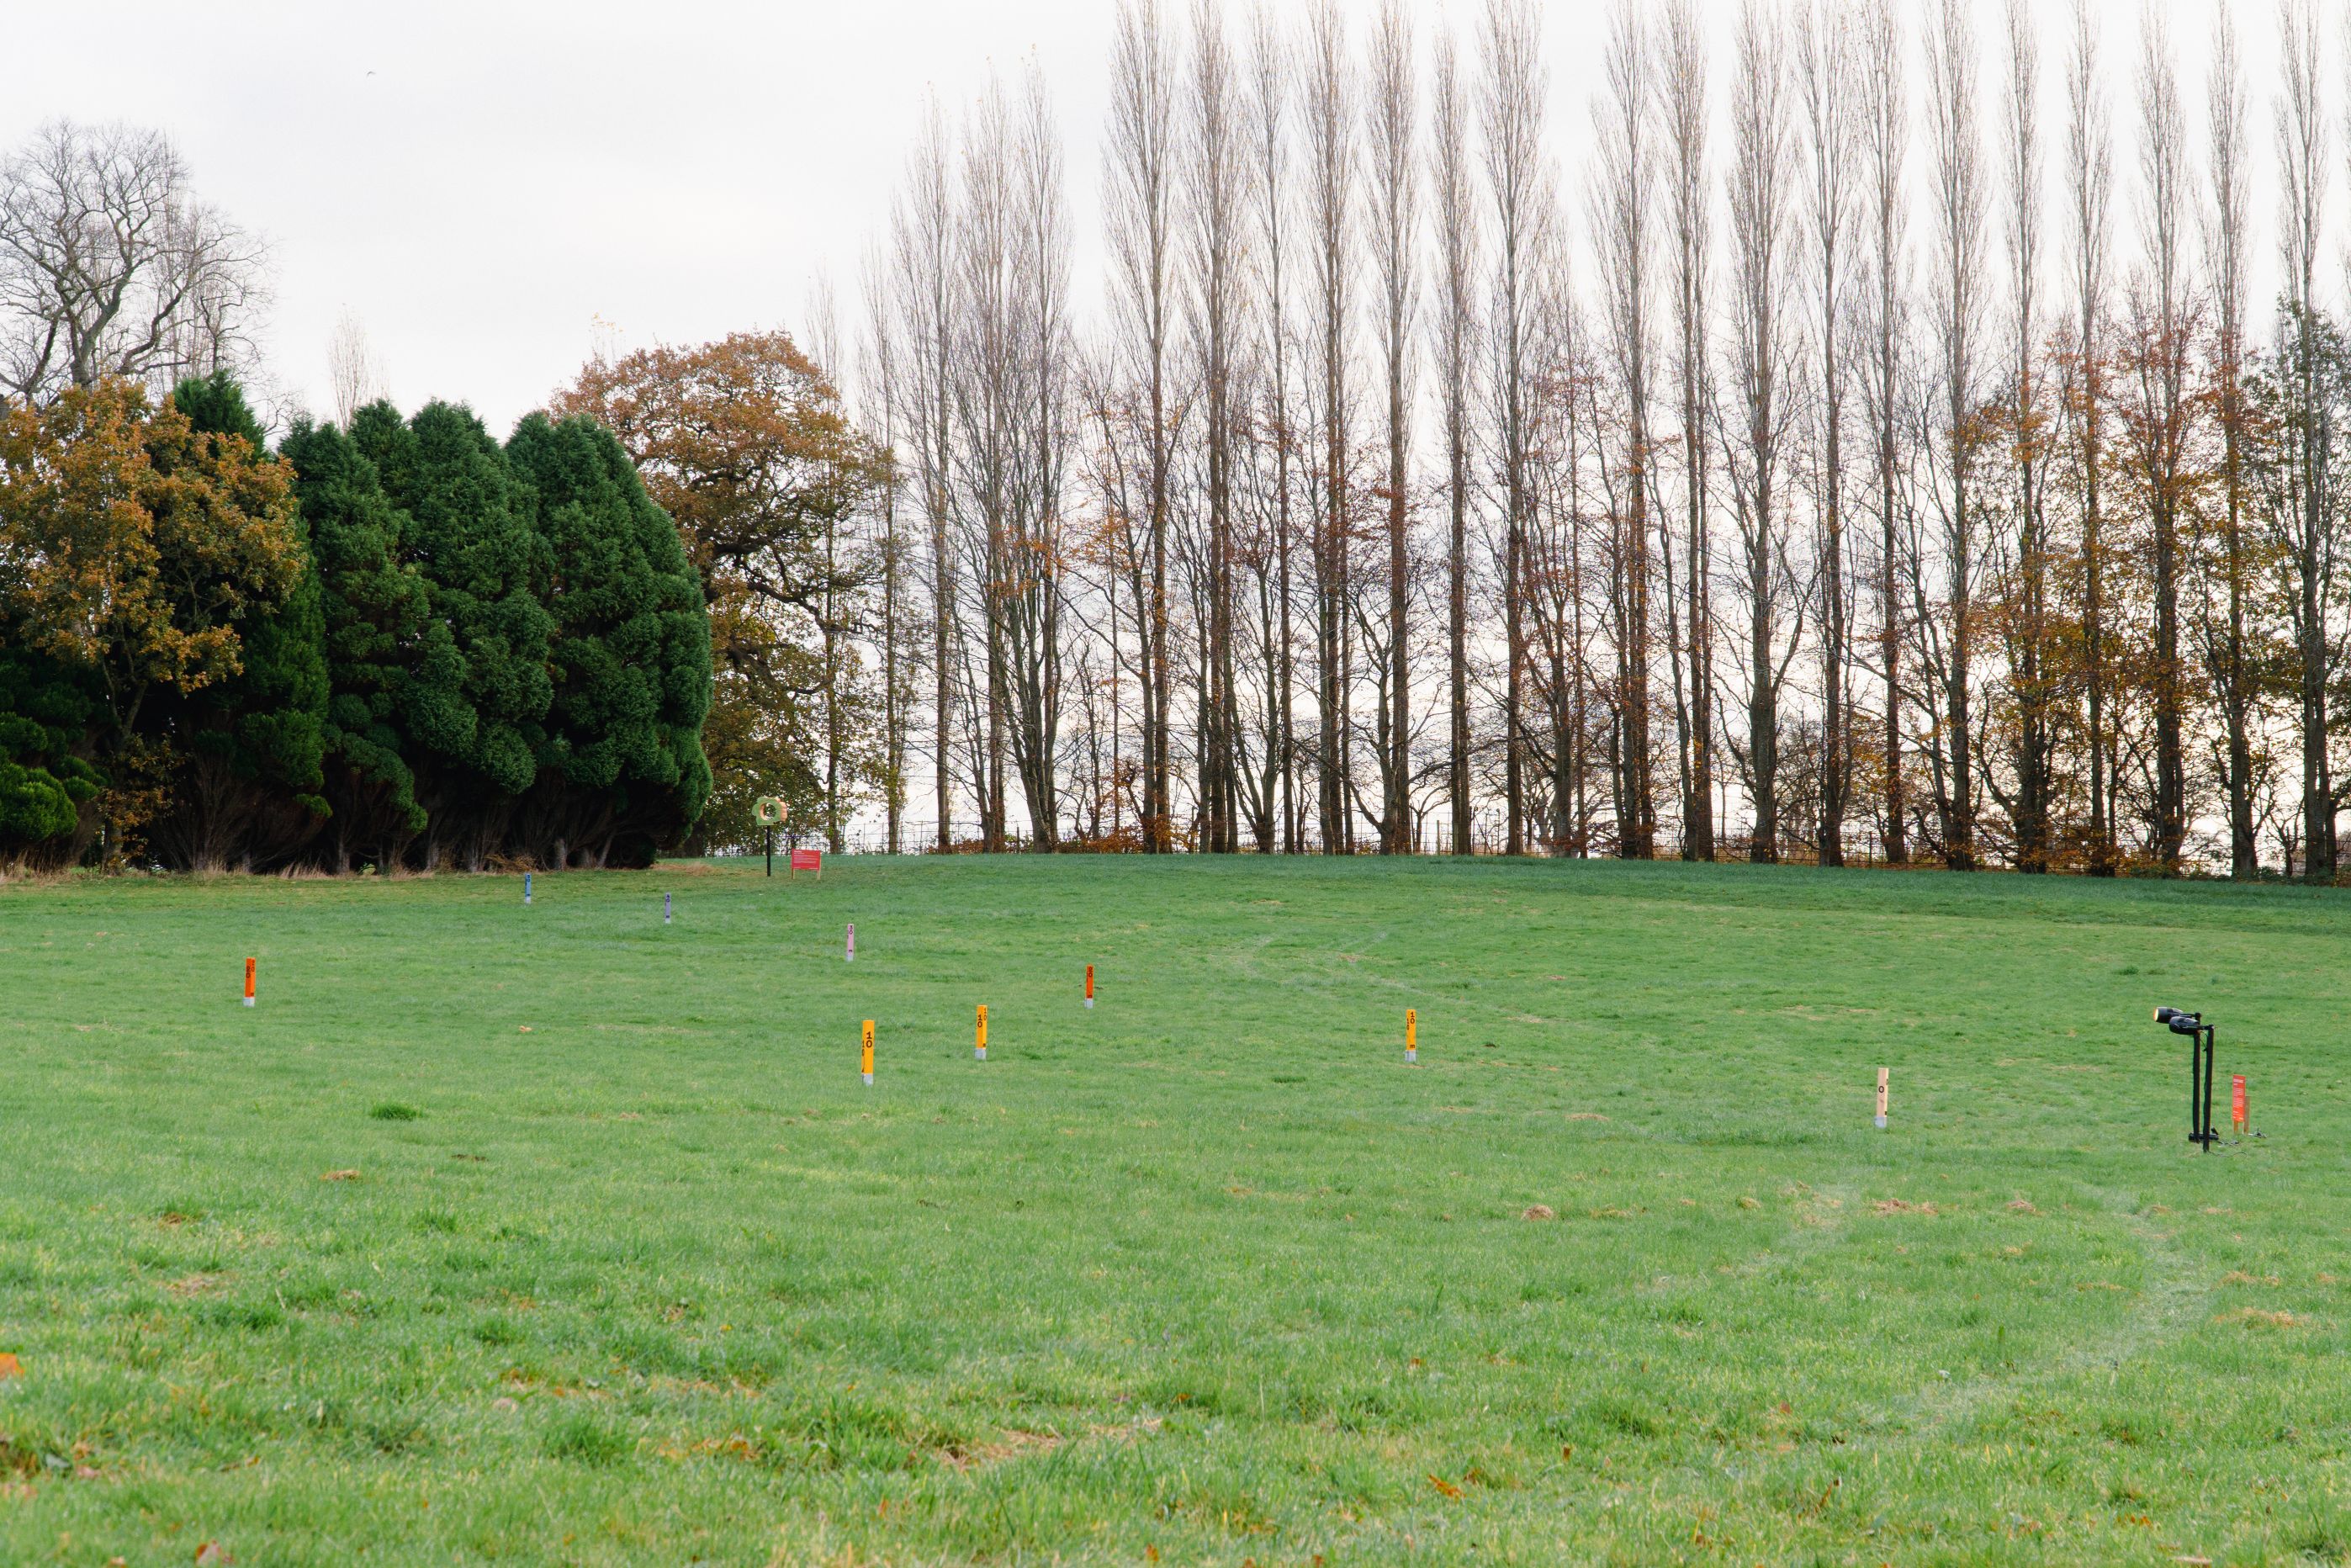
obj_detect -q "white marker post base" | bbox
[1084,999,1093,1010]
[1874,1115,1887,1130]
[861,1072,873,1087]
[241,998,255,1008]
[1406,1048,1416,1063]
[976,1046,987,1061]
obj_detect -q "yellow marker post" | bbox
[242,957,257,1008]
[861,1020,875,1086]
[976,1004,988,1062]
[1875,1067,1889,1131]
[1406,1008,1417,1064]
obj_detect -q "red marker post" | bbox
[1084,964,1094,1010]
[242,957,257,1008]
[2232,1074,2248,1135]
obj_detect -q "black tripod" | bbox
[2156,1008,2218,1150]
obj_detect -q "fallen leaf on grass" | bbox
[2007,1199,2038,1214]
[517,1025,532,1033]
[1427,1473,1464,1500]
[1872,1199,1938,1216]
[0,1353,19,1380]
[1737,1195,1761,1210]
[320,1169,361,1182]
[1522,1205,1556,1221]
[194,1544,232,1566]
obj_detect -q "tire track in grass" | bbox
[1636,1182,2210,1541]
[1844,1183,2209,1449]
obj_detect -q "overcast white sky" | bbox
[0,0,2304,437]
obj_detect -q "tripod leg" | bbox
[2190,1036,2200,1145]
[2204,1028,2218,1148]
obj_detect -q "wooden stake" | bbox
[1875,1067,1889,1130]
[861,1020,875,1086]
[845,922,855,962]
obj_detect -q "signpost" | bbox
[755,797,787,876]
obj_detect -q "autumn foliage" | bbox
[0,376,712,871]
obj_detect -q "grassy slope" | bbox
[0,856,2345,1565]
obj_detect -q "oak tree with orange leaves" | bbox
[553,332,887,851]
[0,377,304,862]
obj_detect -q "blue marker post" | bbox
[524,871,532,906]
[664,891,673,925]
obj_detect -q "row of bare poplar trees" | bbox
[832,0,2349,877]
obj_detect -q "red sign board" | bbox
[790,848,823,872]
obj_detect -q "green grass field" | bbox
[1,856,2345,1565]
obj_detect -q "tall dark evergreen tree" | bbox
[280,416,447,870]
[506,412,712,867]
[353,400,553,868]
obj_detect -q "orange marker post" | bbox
[1084,963,1095,1010]
[242,957,257,1008]
[1406,1007,1417,1064]
[860,1020,875,1086]
[2232,1074,2248,1135]
[976,1004,988,1062]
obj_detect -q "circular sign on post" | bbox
[754,796,787,827]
